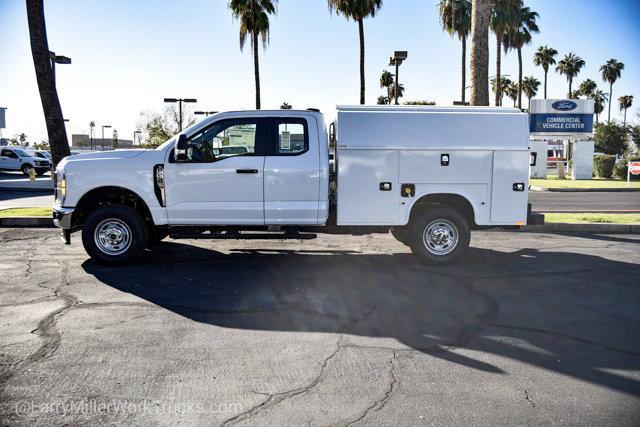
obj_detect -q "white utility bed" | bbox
[334,105,531,226]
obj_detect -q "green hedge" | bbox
[613,156,640,180]
[593,155,616,178]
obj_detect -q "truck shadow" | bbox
[81,240,640,396]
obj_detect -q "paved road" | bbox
[1,229,638,424]
[529,191,640,212]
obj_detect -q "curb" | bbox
[0,217,53,227]
[522,223,640,233]
[530,186,640,192]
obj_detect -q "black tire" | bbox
[147,226,170,249]
[21,164,32,176]
[36,169,47,176]
[408,206,470,266]
[390,227,409,246]
[82,204,148,265]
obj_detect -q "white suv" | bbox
[0,147,51,176]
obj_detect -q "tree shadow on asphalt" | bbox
[82,241,640,396]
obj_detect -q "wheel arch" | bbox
[72,186,155,228]
[406,192,477,228]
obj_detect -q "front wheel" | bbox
[408,207,470,266]
[82,204,148,265]
[21,164,32,176]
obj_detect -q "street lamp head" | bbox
[394,51,408,60]
[163,98,178,103]
[53,55,71,64]
[102,125,112,129]
[183,99,198,103]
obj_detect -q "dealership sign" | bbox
[529,99,594,135]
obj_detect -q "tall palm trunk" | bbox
[358,17,365,105]
[252,31,261,109]
[26,0,70,169]
[568,78,572,98]
[517,47,523,109]
[461,36,467,103]
[623,108,627,127]
[470,0,490,106]
[595,112,599,125]
[607,82,613,122]
[495,34,501,106]
[543,66,548,99]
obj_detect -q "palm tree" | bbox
[280,102,292,109]
[590,90,607,124]
[490,76,511,106]
[26,0,70,168]
[521,75,540,110]
[533,45,557,99]
[469,0,492,105]
[556,53,585,98]
[439,0,472,103]
[229,0,277,110]
[619,95,633,127]
[505,82,519,107]
[503,5,539,109]
[600,58,625,122]
[577,79,597,98]
[389,83,405,102]
[377,95,389,105]
[379,70,394,104]
[328,0,383,105]
[490,0,518,106]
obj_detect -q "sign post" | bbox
[628,161,640,188]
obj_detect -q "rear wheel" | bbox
[82,204,148,265]
[408,206,470,266]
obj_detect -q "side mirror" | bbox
[329,122,336,143]
[175,134,188,162]
[530,152,537,167]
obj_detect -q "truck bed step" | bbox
[169,230,317,240]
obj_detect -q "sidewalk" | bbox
[0,174,53,193]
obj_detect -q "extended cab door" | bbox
[163,118,266,225]
[263,116,321,224]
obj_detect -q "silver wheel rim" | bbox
[422,219,458,256]
[94,218,132,256]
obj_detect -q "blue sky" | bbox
[1,0,639,143]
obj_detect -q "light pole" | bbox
[164,98,197,131]
[389,51,408,105]
[194,111,218,117]
[133,130,142,146]
[49,51,71,86]
[101,125,111,151]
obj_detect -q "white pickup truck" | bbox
[53,106,541,265]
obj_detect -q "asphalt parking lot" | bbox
[1,229,639,424]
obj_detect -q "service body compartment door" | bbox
[490,150,529,224]
[337,149,400,225]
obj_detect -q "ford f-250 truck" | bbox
[53,105,541,265]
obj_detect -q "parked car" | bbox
[0,147,51,176]
[27,149,52,160]
[53,106,541,265]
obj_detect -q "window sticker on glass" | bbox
[280,131,291,150]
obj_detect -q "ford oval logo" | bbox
[552,100,577,111]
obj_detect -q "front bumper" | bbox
[52,205,74,244]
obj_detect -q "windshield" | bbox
[37,151,52,159]
[14,149,30,157]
